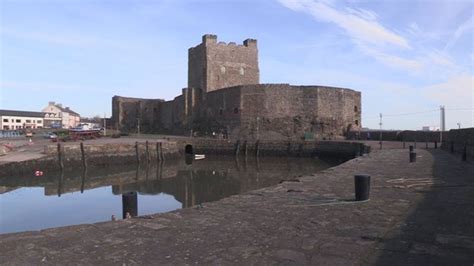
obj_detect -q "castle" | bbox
[112,34,361,140]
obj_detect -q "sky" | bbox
[0,0,473,130]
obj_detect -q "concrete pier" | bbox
[0,148,473,264]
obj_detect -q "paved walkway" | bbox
[0,148,473,265]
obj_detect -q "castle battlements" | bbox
[198,34,257,48]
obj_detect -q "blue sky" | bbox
[0,0,472,130]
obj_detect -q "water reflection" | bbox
[0,156,341,234]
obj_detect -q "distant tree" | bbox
[92,115,101,123]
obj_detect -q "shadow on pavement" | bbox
[375,149,474,265]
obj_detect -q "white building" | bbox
[422,126,440,131]
[0,110,44,130]
[42,102,80,128]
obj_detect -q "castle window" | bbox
[220,66,226,74]
[239,67,245,75]
[219,109,223,115]
[354,106,358,112]
[355,120,359,126]
[234,107,239,114]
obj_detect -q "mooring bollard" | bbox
[434,141,438,149]
[354,174,371,201]
[450,141,454,153]
[122,192,138,219]
[462,146,467,161]
[414,141,417,149]
[403,141,406,149]
[379,141,382,150]
[409,145,414,152]
[425,141,428,149]
[409,152,416,163]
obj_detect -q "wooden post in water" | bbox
[244,140,248,158]
[57,143,64,171]
[145,140,150,163]
[80,142,87,169]
[235,140,240,157]
[135,141,140,164]
[80,168,87,194]
[160,142,165,161]
[156,142,161,162]
[255,140,260,157]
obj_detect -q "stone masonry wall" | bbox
[188,34,259,94]
[442,128,474,160]
[192,84,361,140]
[316,86,361,136]
[111,96,164,133]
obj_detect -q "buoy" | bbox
[34,170,44,176]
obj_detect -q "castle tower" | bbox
[188,34,259,93]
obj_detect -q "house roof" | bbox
[55,105,80,116]
[0,109,44,118]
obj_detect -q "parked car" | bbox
[43,132,57,139]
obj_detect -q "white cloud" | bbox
[424,73,474,128]
[358,44,423,72]
[444,15,474,51]
[278,0,410,49]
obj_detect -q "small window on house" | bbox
[355,120,359,126]
[26,120,31,123]
[2,119,7,122]
[220,66,226,74]
[239,67,245,75]
[219,109,223,115]
[354,106,358,112]
[37,120,42,124]
[16,119,21,123]
[234,107,239,114]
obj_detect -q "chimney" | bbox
[57,103,63,108]
[49,101,55,105]
[65,107,70,110]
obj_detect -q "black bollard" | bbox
[450,141,454,153]
[122,192,138,219]
[434,141,438,149]
[462,146,467,161]
[403,141,406,149]
[425,141,428,149]
[414,141,417,149]
[409,152,416,163]
[354,175,370,201]
[409,145,414,152]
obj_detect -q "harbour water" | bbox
[0,155,342,234]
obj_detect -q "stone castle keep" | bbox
[112,34,361,140]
